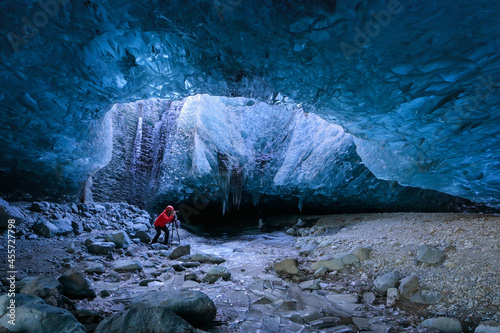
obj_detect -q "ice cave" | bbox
[0,0,499,332]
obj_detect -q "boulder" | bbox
[130,290,216,328]
[398,275,419,297]
[87,242,116,255]
[168,245,191,260]
[51,218,73,235]
[416,245,445,265]
[0,303,85,333]
[410,290,443,304]
[203,265,231,283]
[112,260,142,272]
[373,271,399,294]
[311,253,359,271]
[105,231,131,248]
[0,294,45,316]
[94,306,195,333]
[58,270,96,300]
[475,321,500,333]
[134,230,151,243]
[350,246,372,261]
[71,220,83,235]
[273,259,299,275]
[421,317,462,333]
[82,261,106,274]
[20,275,63,298]
[0,199,25,229]
[32,219,58,238]
[30,201,51,212]
[178,253,225,264]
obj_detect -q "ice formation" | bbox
[0,0,499,208]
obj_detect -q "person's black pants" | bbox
[151,225,169,244]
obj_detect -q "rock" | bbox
[30,201,50,212]
[203,265,231,283]
[139,278,161,286]
[0,303,85,332]
[299,280,321,290]
[421,317,462,333]
[0,200,26,229]
[178,253,226,264]
[112,260,142,272]
[87,242,116,255]
[105,230,131,248]
[82,261,105,274]
[70,203,79,213]
[130,290,216,328]
[134,230,151,243]
[410,290,443,304]
[350,246,372,261]
[373,271,399,294]
[475,321,500,333]
[299,244,317,256]
[95,306,195,333]
[20,275,63,298]
[32,219,59,238]
[274,258,299,275]
[416,245,445,265]
[313,266,329,278]
[58,270,96,300]
[71,220,83,235]
[286,227,297,236]
[398,275,420,297]
[443,260,456,268]
[386,288,399,307]
[51,218,73,235]
[311,253,359,271]
[363,292,376,304]
[184,272,201,283]
[168,245,191,260]
[0,294,45,316]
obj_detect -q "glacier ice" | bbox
[93,95,474,214]
[0,0,499,208]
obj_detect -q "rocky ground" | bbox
[0,199,499,332]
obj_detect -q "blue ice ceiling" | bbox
[0,0,499,208]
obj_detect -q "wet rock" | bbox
[30,201,50,212]
[94,305,195,333]
[20,275,63,298]
[33,218,58,238]
[0,294,45,316]
[87,242,116,255]
[386,288,399,307]
[350,246,372,261]
[204,265,231,283]
[172,264,186,272]
[82,261,105,274]
[51,218,73,235]
[168,245,191,260]
[0,303,85,333]
[410,290,443,304]
[105,230,131,248]
[416,245,445,265]
[421,317,462,333]
[398,275,419,297]
[178,253,226,264]
[112,260,142,272]
[274,258,299,275]
[58,270,96,300]
[475,321,500,333]
[311,253,359,271]
[373,271,399,294]
[130,290,216,328]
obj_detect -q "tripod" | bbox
[168,218,181,246]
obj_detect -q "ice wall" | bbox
[0,0,499,207]
[93,95,473,213]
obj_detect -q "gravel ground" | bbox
[295,212,500,322]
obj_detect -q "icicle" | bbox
[252,192,260,207]
[231,165,243,209]
[218,152,231,215]
[131,117,143,173]
[298,196,303,212]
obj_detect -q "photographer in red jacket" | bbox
[151,205,177,245]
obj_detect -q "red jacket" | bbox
[154,210,175,227]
